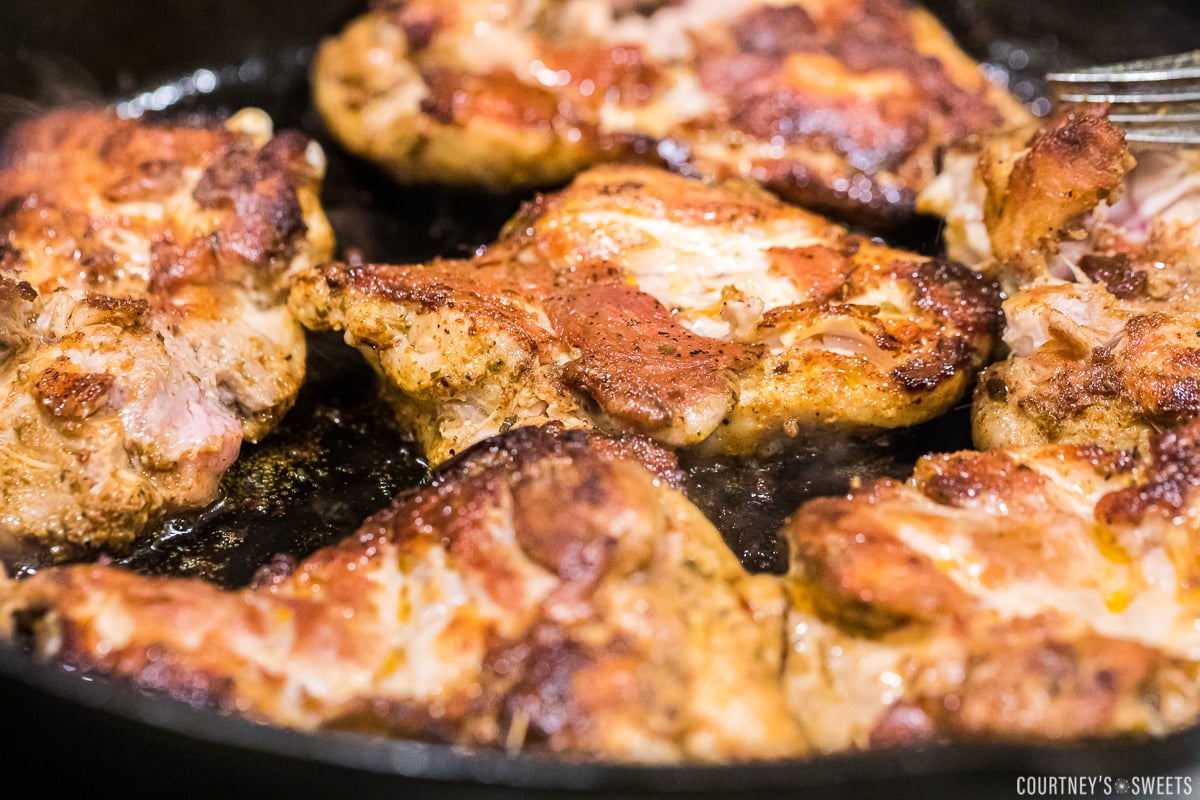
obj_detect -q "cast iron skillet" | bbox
[2,2,1200,797]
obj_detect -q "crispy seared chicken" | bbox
[783,419,1200,751]
[290,164,1001,465]
[973,281,1200,451]
[919,108,1200,449]
[312,0,1028,228]
[11,418,1200,758]
[0,108,333,561]
[0,424,804,763]
[918,106,1138,291]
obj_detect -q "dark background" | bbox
[2,1,1200,798]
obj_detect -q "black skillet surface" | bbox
[2,1,1200,797]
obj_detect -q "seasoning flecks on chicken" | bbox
[782,420,1200,752]
[289,165,1002,465]
[920,106,1200,296]
[917,106,1142,291]
[0,424,804,763]
[973,280,1200,451]
[0,108,334,562]
[918,108,1200,449]
[311,0,1029,229]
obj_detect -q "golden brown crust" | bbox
[871,616,1175,746]
[1,423,803,763]
[921,107,1200,451]
[1,112,312,287]
[290,165,1001,464]
[781,421,1200,751]
[789,494,970,633]
[973,281,1200,452]
[918,107,1135,291]
[983,108,1132,284]
[311,0,1029,229]
[1096,422,1200,525]
[1076,252,1148,299]
[32,366,116,423]
[0,107,333,560]
[546,285,758,436]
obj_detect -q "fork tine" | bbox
[1046,50,1200,146]
[1052,87,1200,104]
[1045,50,1200,83]
[1107,108,1200,125]
[1120,125,1200,145]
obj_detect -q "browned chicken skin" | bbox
[312,0,1029,228]
[919,107,1135,292]
[783,419,1200,751]
[0,108,333,561]
[0,424,803,763]
[289,164,1002,465]
[973,281,1200,451]
[920,108,1200,450]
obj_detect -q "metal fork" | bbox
[1045,50,1200,145]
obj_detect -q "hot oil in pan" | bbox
[682,406,974,573]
